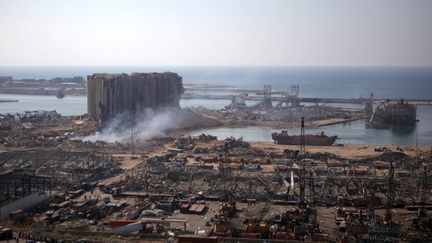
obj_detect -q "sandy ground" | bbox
[249,142,429,159]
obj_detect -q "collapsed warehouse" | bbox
[0,150,122,219]
[0,72,431,242]
[1,130,431,242]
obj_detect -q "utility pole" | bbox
[385,162,395,223]
[309,170,315,205]
[368,181,376,225]
[131,126,135,159]
[416,116,420,163]
[420,165,427,218]
[300,117,306,156]
[299,117,306,208]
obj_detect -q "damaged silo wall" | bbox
[87,72,184,122]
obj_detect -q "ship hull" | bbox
[370,102,416,126]
[271,133,337,146]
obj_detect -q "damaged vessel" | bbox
[56,87,65,99]
[370,99,417,127]
[271,131,337,146]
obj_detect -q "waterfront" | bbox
[1,66,431,145]
[188,114,432,145]
[1,0,432,240]
[2,66,432,99]
[0,93,86,116]
[1,93,430,145]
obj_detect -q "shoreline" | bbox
[218,115,367,130]
[3,89,432,106]
[315,117,367,127]
[0,99,19,103]
[0,90,85,96]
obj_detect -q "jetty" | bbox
[0,99,18,103]
[181,93,432,105]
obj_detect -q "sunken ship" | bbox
[370,99,417,127]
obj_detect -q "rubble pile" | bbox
[0,151,123,187]
[0,111,98,147]
[0,108,430,242]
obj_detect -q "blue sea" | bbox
[0,66,431,145]
[1,66,432,99]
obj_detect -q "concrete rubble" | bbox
[1,111,431,242]
[0,76,431,242]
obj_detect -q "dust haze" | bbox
[85,108,182,143]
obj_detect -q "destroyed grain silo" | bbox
[87,72,184,122]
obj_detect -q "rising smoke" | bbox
[84,108,183,144]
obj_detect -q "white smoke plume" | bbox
[84,108,181,144]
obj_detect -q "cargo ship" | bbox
[271,131,337,146]
[56,88,65,99]
[370,99,416,127]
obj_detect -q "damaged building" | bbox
[87,72,184,122]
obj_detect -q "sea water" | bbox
[0,66,431,145]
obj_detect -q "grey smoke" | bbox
[84,108,180,144]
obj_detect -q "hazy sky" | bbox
[0,0,431,66]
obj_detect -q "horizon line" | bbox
[1,64,432,68]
